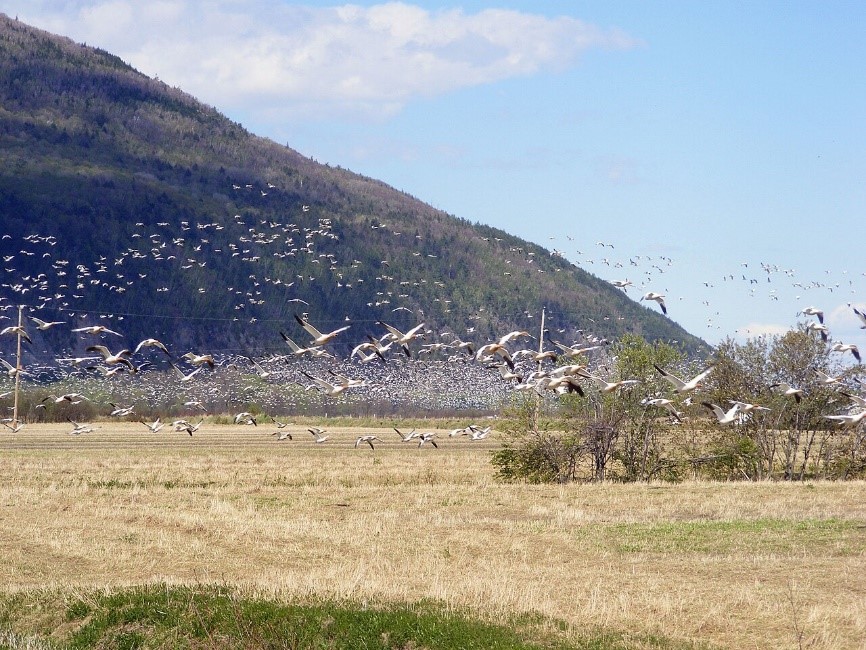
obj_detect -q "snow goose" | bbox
[770,381,804,403]
[376,320,426,357]
[108,402,135,417]
[641,292,667,315]
[181,352,215,368]
[67,418,94,435]
[589,376,641,393]
[813,368,841,385]
[234,412,257,426]
[86,345,134,370]
[280,332,333,358]
[354,435,380,449]
[417,432,439,448]
[824,410,866,428]
[0,325,31,344]
[830,342,861,363]
[467,425,492,440]
[171,362,204,382]
[301,371,347,397]
[41,392,89,405]
[133,338,170,356]
[29,316,65,330]
[640,397,682,421]
[653,364,713,393]
[474,342,515,370]
[798,306,824,323]
[854,306,866,329]
[141,417,163,433]
[294,314,351,347]
[729,400,771,413]
[702,401,741,425]
[805,321,829,341]
[72,325,122,337]
[393,427,419,442]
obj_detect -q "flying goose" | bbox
[813,368,841,385]
[234,412,257,426]
[376,320,426,357]
[474,342,515,370]
[799,306,824,323]
[301,371,348,397]
[854,306,866,329]
[495,330,533,346]
[354,434,380,449]
[588,376,641,393]
[467,425,492,440]
[280,332,333,358]
[641,292,667,315]
[830,342,861,363]
[805,321,829,341]
[653,364,714,393]
[108,402,135,417]
[242,355,272,378]
[141,417,163,433]
[294,314,351,346]
[86,345,134,370]
[701,401,741,425]
[770,381,803,403]
[170,362,204,382]
[640,396,682,420]
[394,427,419,442]
[29,316,65,330]
[824,410,866,428]
[0,325,32,344]
[133,338,171,356]
[544,331,604,358]
[72,325,122,337]
[181,352,215,368]
[41,393,89,405]
[728,400,771,413]
[67,418,94,435]
[176,419,204,436]
[417,432,439,448]
[308,427,330,443]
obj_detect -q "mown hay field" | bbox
[1,423,865,649]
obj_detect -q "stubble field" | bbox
[0,422,865,649]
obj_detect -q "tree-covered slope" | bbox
[0,13,709,359]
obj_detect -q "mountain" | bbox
[0,14,709,362]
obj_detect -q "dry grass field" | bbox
[1,422,865,649]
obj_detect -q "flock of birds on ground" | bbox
[2,178,866,442]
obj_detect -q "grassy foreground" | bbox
[0,584,698,650]
[0,423,864,649]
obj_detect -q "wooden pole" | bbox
[12,304,23,428]
[531,307,546,434]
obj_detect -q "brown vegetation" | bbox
[1,423,864,648]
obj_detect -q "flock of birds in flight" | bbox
[2,296,865,440]
[1,177,866,441]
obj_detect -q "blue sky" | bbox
[7,1,866,353]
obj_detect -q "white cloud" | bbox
[8,1,639,120]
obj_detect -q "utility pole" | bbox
[12,305,23,429]
[538,307,546,357]
[531,307,546,434]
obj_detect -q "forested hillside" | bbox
[0,13,708,360]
